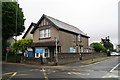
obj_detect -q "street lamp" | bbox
[54,37,58,65]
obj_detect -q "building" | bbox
[23,14,90,59]
[22,22,36,39]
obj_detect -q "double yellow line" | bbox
[42,68,48,80]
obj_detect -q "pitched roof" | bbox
[22,22,36,39]
[31,14,90,38]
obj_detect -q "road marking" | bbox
[68,72,71,75]
[2,72,14,76]
[9,72,17,78]
[68,72,89,75]
[52,71,56,72]
[76,57,116,68]
[109,63,120,73]
[42,68,48,80]
[102,73,120,78]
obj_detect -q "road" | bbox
[2,56,120,80]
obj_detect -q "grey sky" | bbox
[18,0,119,48]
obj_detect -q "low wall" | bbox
[21,52,107,65]
[81,52,107,60]
[21,57,42,65]
[58,53,80,65]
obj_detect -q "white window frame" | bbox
[80,46,84,52]
[40,29,51,39]
[44,48,50,58]
[35,47,50,58]
[35,53,40,58]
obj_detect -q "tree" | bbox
[91,42,107,52]
[10,38,33,54]
[101,37,114,51]
[2,2,25,54]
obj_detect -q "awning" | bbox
[30,41,59,47]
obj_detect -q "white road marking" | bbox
[109,63,120,73]
[52,71,56,72]
[67,72,71,74]
[72,69,76,70]
[102,73,119,78]
[67,72,89,75]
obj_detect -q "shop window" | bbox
[35,53,40,58]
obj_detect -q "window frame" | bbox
[44,48,50,58]
[39,29,51,39]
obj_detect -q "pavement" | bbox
[2,56,120,80]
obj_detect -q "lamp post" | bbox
[54,37,58,65]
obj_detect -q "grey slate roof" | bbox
[44,15,88,36]
[31,14,90,38]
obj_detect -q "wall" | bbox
[21,52,107,65]
[21,57,42,65]
[81,52,107,60]
[59,31,76,53]
[33,18,59,43]
[33,26,59,43]
[25,26,34,39]
[58,53,80,65]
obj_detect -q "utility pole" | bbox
[54,37,58,65]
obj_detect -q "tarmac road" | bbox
[2,56,120,80]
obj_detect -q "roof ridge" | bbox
[45,15,80,30]
[42,14,89,37]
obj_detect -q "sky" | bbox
[18,0,119,48]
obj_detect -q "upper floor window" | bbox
[73,35,76,42]
[40,29,51,38]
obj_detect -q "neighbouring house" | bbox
[7,37,15,45]
[22,22,36,39]
[22,14,90,64]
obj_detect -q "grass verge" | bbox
[82,56,114,64]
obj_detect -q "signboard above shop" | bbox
[35,48,44,53]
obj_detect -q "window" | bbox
[73,35,76,42]
[40,30,44,38]
[80,46,84,52]
[35,53,40,58]
[40,29,51,38]
[48,29,51,37]
[44,48,49,58]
